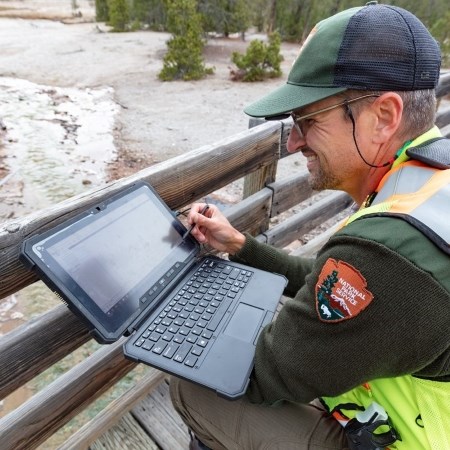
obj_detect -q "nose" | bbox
[286,124,306,153]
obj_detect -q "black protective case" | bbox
[19,182,190,343]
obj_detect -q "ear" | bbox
[371,93,403,144]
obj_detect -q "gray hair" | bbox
[342,89,437,141]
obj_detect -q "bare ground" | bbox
[0,0,303,205]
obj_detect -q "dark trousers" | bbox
[170,377,349,450]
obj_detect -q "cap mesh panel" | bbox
[334,5,441,90]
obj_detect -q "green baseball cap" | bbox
[244,2,441,118]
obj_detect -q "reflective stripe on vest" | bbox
[345,160,450,254]
[322,157,450,449]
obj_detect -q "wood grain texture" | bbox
[0,121,281,300]
[89,413,159,450]
[263,192,352,248]
[61,370,165,450]
[132,380,190,450]
[0,339,135,449]
[0,305,90,400]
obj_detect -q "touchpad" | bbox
[224,303,264,343]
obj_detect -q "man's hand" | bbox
[186,203,245,255]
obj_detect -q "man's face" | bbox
[287,95,372,194]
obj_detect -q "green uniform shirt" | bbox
[232,128,450,407]
[234,219,449,405]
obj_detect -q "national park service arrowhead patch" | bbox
[316,258,374,322]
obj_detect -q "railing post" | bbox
[243,118,280,200]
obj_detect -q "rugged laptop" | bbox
[20,181,286,399]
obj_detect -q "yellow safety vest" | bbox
[322,133,450,449]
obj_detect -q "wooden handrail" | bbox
[0,121,282,300]
[436,106,450,128]
[0,305,90,400]
[436,71,450,98]
[0,339,135,450]
[58,369,166,450]
[263,191,352,247]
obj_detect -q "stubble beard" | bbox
[307,156,341,192]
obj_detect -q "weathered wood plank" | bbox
[0,304,90,400]
[151,121,281,208]
[279,119,292,159]
[132,379,190,450]
[243,161,278,199]
[290,222,342,258]
[0,121,282,301]
[268,171,314,216]
[89,413,159,450]
[263,192,352,248]
[244,117,292,161]
[0,339,135,450]
[225,187,273,236]
[61,369,165,450]
[243,117,280,202]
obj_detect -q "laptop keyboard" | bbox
[134,258,253,368]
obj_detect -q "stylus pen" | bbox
[182,204,209,240]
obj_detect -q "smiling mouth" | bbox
[303,151,319,166]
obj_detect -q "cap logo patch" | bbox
[316,258,374,322]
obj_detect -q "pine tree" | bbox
[198,0,251,38]
[430,11,450,67]
[131,0,167,31]
[159,0,214,81]
[95,0,109,21]
[108,0,130,32]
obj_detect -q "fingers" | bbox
[185,203,244,254]
[191,213,210,244]
[188,203,226,243]
[187,203,208,223]
[188,203,209,217]
[187,203,220,225]
[186,203,212,242]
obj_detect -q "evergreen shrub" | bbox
[108,0,130,32]
[231,32,283,82]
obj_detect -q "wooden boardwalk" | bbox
[90,380,190,450]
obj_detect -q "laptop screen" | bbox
[26,183,197,336]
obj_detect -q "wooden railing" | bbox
[1,73,449,449]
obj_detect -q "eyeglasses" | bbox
[290,94,380,137]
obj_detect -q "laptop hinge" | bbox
[125,258,200,336]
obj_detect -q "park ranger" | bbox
[170,3,450,449]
